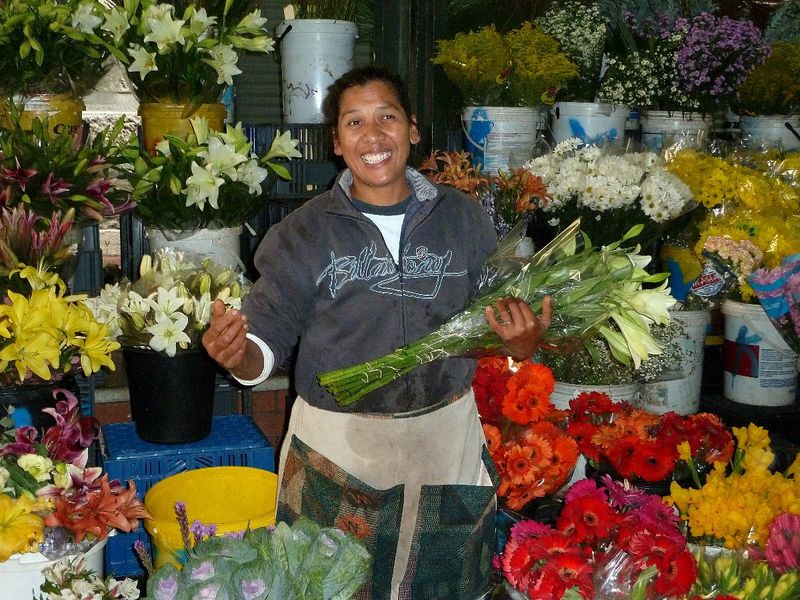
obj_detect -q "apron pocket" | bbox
[399,480,496,599]
[277,435,404,600]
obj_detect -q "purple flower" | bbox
[197,583,222,599]
[155,575,179,600]
[241,578,267,600]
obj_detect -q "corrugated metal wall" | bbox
[235,1,374,126]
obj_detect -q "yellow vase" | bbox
[0,93,85,136]
[138,102,227,154]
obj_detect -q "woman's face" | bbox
[332,80,421,206]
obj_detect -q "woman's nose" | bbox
[363,120,385,142]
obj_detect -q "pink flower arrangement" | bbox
[764,513,800,573]
[749,254,800,353]
[497,476,697,599]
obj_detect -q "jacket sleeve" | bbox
[241,206,317,372]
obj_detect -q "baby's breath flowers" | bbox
[83,249,250,357]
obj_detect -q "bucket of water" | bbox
[462,106,544,175]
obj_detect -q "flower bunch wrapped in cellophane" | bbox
[749,253,800,353]
[83,249,251,357]
[475,359,578,511]
[667,423,800,551]
[524,137,696,251]
[320,219,677,407]
[690,544,800,600]
[666,147,800,302]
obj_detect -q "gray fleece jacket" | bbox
[243,167,497,414]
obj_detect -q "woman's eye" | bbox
[347,119,362,127]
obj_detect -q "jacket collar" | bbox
[328,167,439,218]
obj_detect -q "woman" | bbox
[203,65,551,599]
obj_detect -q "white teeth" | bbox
[362,151,391,164]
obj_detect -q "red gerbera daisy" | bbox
[503,443,537,487]
[629,439,678,482]
[557,493,618,546]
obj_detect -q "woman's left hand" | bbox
[485,296,552,360]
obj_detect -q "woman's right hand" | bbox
[202,299,250,372]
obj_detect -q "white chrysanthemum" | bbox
[639,169,694,222]
[581,173,640,212]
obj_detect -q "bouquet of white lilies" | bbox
[125,116,301,230]
[320,220,677,406]
[83,249,250,356]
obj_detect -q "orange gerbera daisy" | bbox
[502,363,556,425]
[482,423,503,457]
[503,443,537,487]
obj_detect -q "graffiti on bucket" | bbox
[569,119,619,146]
[466,108,494,168]
[724,326,761,380]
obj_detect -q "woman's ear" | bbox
[332,129,343,156]
[409,115,421,145]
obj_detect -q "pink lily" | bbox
[1,158,37,191]
[41,172,73,202]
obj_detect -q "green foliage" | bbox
[432,22,577,106]
[765,0,800,42]
[146,519,372,600]
[734,41,800,115]
[0,0,120,96]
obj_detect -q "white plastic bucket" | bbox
[550,381,642,410]
[276,20,358,123]
[639,110,711,151]
[740,115,800,151]
[722,300,798,406]
[0,537,106,599]
[550,101,629,145]
[147,226,244,271]
[462,106,544,175]
[639,309,711,415]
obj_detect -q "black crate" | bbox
[243,123,340,200]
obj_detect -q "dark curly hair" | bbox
[322,65,414,127]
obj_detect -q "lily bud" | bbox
[230,281,241,298]
[216,287,231,302]
[199,273,212,295]
[139,254,152,276]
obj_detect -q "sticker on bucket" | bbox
[722,300,797,406]
[550,102,629,145]
[462,106,541,174]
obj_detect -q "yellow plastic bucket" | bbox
[0,93,85,136]
[144,466,278,569]
[138,102,226,155]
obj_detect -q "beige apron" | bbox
[277,390,497,600]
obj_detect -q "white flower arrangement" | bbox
[38,554,140,600]
[524,137,694,248]
[83,249,250,357]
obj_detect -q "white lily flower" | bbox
[194,292,213,326]
[227,33,275,53]
[148,286,186,316]
[17,454,55,483]
[265,130,302,161]
[141,3,174,31]
[155,139,172,156]
[145,312,191,357]
[144,12,186,53]
[622,281,676,326]
[610,309,664,368]
[188,8,216,41]
[184,162,225,210]
[201,137,246,180]
[203,44,242,85]
[220,122,252,154]
[237,10,268,30]
[101,7,130,43]
[128,45,159,78]
[238,159,269,195]
[0,466,8,489]
[72,1,102,33]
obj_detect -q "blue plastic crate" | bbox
[101,414,275,577]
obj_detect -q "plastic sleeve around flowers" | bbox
[319,219,670,407]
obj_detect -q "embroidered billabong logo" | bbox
[316,242,467,299]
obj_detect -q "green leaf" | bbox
[264,160,291,181]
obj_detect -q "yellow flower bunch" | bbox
[0,493,45,562]
[0,270,119,384]
[668,424,800,550]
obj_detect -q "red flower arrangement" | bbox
[474,358,578,511]
[498,476,698,599]
[566,391,735,484]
